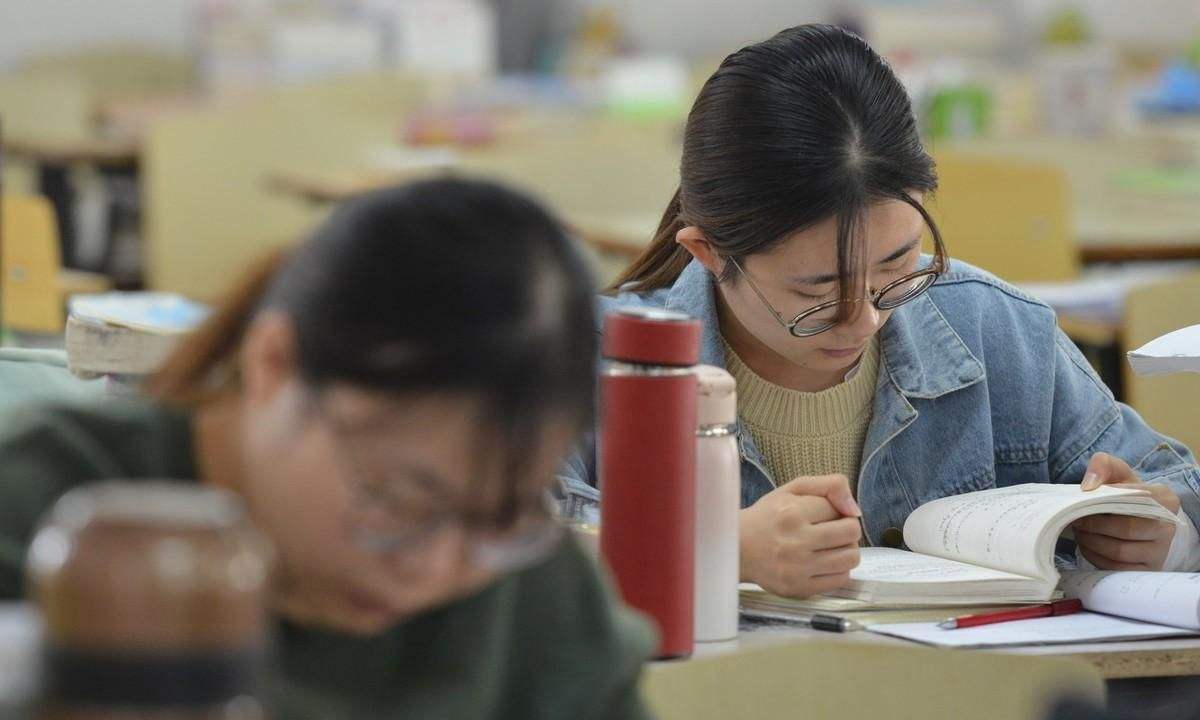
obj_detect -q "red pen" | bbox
[938,598,1084,630]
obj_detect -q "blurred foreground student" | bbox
[559,24,1200,598]
[0,179,655,719]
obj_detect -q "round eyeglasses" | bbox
[312,396,564,574]
[728,255,944,337]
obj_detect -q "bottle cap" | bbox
[602,306,701,366]
[695,365,737,426]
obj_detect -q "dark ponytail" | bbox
[609,187,690,293]
[610,24,944,297]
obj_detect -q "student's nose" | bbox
[843,299,882,336]
[386,525,470,578]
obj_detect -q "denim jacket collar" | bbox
[661,259,985,400]
[659,260,986,526]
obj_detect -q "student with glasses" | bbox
[559,24,1200,600]
[0,179,655,719]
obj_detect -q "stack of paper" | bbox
[739,583,1034,628]
[1022,264,1198,325]
[65,293,209,377]
[1127,324,1200,376]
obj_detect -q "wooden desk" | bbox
[712,621,1200,681]
[646,622,1200,719]
[271,132,1200,269]
[648,632,1106,720]
[940,136,1200,263]
[3,133,141,271]
[2,134,138,168]
[263,169,414,206]
[265,168,654,263]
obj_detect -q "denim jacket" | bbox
[558,258,1200,548]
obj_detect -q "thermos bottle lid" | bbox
[695,365,737,426]
[602,306,701,366]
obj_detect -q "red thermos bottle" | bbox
[598,306,701,659]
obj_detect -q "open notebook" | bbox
[743,484,1178,609]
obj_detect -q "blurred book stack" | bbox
[65,293,208,379]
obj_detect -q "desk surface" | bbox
[697,620,1200,681]
[941,136,1200,263]
[2,134,139,167]
[267,132,1200,266]
[3,93,204,168]
[264,169,656,262]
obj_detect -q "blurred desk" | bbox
[721,620,1200,680]
[273,132,1200,270]
[940,137,1200,263]
[706,620,1200,716]
[3,134,140,270]
[263,169,412,206]
[1057,314,1122,347]
[2,92,205,275]
[262,113,679,272]
[3,135,139,168]
[264,167,652,264]
[647,631,1104,720]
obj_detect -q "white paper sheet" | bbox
[867,611,1196,648]
[1062,571,1200,630]
[1022,263,1197,324]
[1128,324,1200,376]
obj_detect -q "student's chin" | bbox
[334,592,408,635]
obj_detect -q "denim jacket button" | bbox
[881,527,904,548]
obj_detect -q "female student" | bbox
[559,24,1200,599]
[0,179,654,718]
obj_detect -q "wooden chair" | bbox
[929,150,1079,282]
[641,640,1104,720]
[1123,271,1200,454]
[1,195,110,334]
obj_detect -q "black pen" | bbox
[805,613,861,633]
[741,608,862,633]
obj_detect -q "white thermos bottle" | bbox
[693,365,740,643]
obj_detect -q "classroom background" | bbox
[1,0,1199,449]
[5,2,1200,719]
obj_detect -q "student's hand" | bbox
[739,474,862,598]
[1072,452,1180,570]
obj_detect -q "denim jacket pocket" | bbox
[1135,442,1192,479]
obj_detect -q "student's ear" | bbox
[676,226,726,277]
[239,312,299,408]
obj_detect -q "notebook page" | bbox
[867,611,1195,648]
[1062,571,1200,630]
[847,547,1033,585]
[902,484,1152,580]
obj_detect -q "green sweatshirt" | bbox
[0,399,656,720]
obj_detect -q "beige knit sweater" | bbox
[724,338,880,495]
